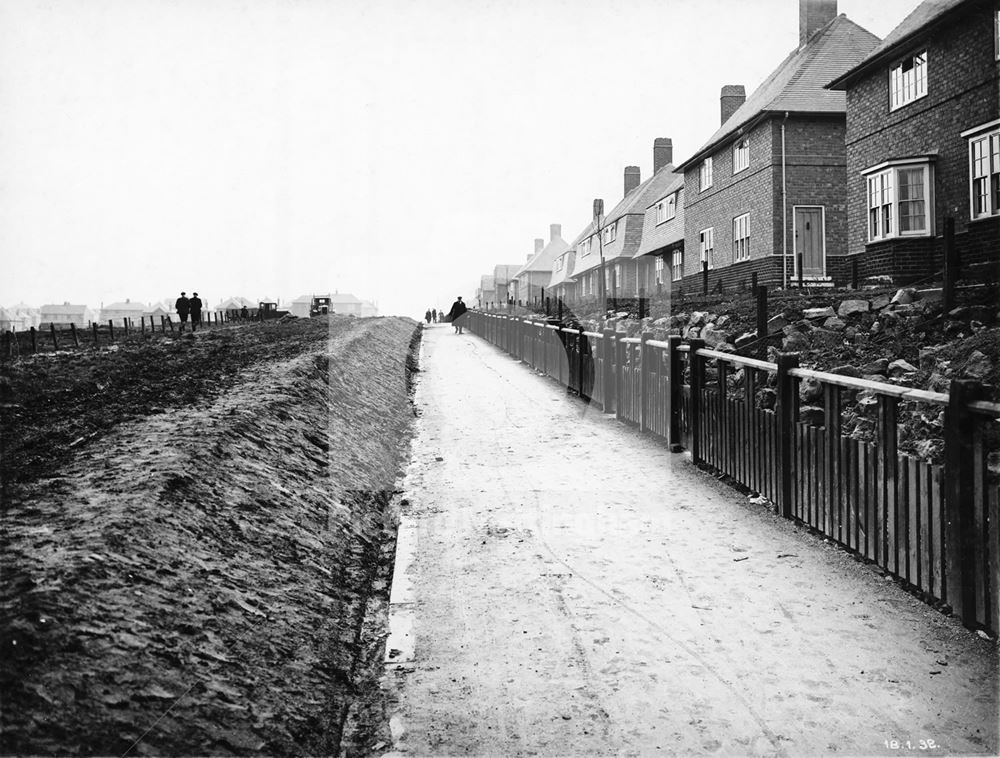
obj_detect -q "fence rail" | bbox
[466,309,1000,636]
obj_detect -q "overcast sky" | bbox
[0,0,922,318]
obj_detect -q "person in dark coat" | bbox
[447,296,468,334]
[189,292,203,331]
[425,309,432,324]
[432,308,438,323]
[175,292,190,332]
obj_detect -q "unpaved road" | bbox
[384,323,998,757]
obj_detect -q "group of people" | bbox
[423,296,468,334]
[174,291,203,332]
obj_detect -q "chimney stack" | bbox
[549,223,561,241]
[799,0,837,47]
[720,85,746,125]
[624,166,641,197]
[653,138,673,173]
[534,238,544,257]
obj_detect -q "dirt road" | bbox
[384,324,998,757]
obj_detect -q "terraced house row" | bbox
[475,0,1000,309]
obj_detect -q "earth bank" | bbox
[0,316,420,756]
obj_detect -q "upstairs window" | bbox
[733,138,749,174]
[889,51,927,110]
[654,193,677,224]
[602,221,617,244]
[969,127,1000,219]
[699,227,715,269]
[863,159,933,242]
[700,158,713,191]
[671,249,683,281]
[733,213,750,261]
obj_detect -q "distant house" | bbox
[826,0,1000,283]
[4,303,37,331]
[509,225,569,306]
[571,139,682,303]
[0,307,15,332]
[507,238,544,303]
[218,296,256,312]
[144,302,172,323]
[479,275,497,308]
[100,299,147,327]
[632,168,685,296]
[547,248,577,304]
[492,263,521,307]
[290,295,315,318]
[674,0,879,290]
[39,302,90,328]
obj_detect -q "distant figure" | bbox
[447,296,468,334]
[240,304,249,320]
[189,292,203,331]
[432,308,438,323]
[425,309,432,324]
[175,291,190,332]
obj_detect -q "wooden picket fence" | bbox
[1,309,264,359]
[467,310,1000,636]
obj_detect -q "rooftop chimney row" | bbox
[624,166,641,197]
[799,0,837,47]
[653,138,673,173]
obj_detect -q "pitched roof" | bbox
[547,251,577,288]
[827,0,966,89]
[330,293,362,304]
[40,303,88,315]
[677,15,880,170]
[513,232,570,278]
[102,301,147,312]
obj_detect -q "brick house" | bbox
[826,0,1000,283]
[674,0,879,292]
[100,299,148,326]
[571,139,681,304]
[509,225,569,306]
[632,169,685,297]
[39,302,91,327]
[492,263,521,307]
[547,247,577,303]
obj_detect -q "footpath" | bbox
[383,323,998,758]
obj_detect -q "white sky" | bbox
[0,0,922,318]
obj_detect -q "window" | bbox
[969,127,1000,218]
[654,193,677,224]
[604,267,612,292]
[602,221,617,244]
[699,227,715,269]
[671,249,683,281]
[733,138,749,174]
[555,256,564,272]
[889,51,927,110]
[733,213,750,261]
[863,160,933,242]
[613,263,622,290]
[654,255,665,284]
[700,158,713,191]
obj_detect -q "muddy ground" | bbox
[0,315,420,756]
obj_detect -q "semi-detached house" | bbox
[570,139,681,303]
[674,0,879,292]
[826,0,1000,283]
[509,225,568,306]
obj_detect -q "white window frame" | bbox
[995,10,999,61]
[666,193,676,220]
[732,213,750,262]
[700,158,713,191]
[613,263,622,291]
[671,249,683,281]
[862,158,934,242]
[889,50,927,111]
[654,255,665,284]
[699,227,715,269]
[964,120,1000,220]
[602,221,617,244]
[733,137,749,174]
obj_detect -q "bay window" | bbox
[862,159,933,242]
[968,125,1000,219]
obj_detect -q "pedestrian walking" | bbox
[425,309,432,324]
[189,292,203,332]
[447,296,468,334]
[432,308,438,323]
[175,292,190,332]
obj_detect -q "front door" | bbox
[794,207,825,277]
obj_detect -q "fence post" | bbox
[30,326,37,353]
[602,328,614,414]
[49,323,58,350]
[689,338,706,464]
[851,256,859,289]
[2,330,9,358]
[578,330,587,400]
[108,320,115,343]
[877,395,899,574]
[70,322,80,347]
[942,217,957,312]
[756,285,768,357]
[92,322,99,345]
[639,331,651,433]
[123,318,129,338]
[702,261,709,295]
[668,336,683,452]
[775,352,799,518]
[166,316,175,333]
[943,378,985,627]
[797,252,804,288]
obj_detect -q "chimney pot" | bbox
[624,166,641,197]
[549,223,561,241]
[653,138,673,173]
[799,0,837,47]
[720,85,746,125]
